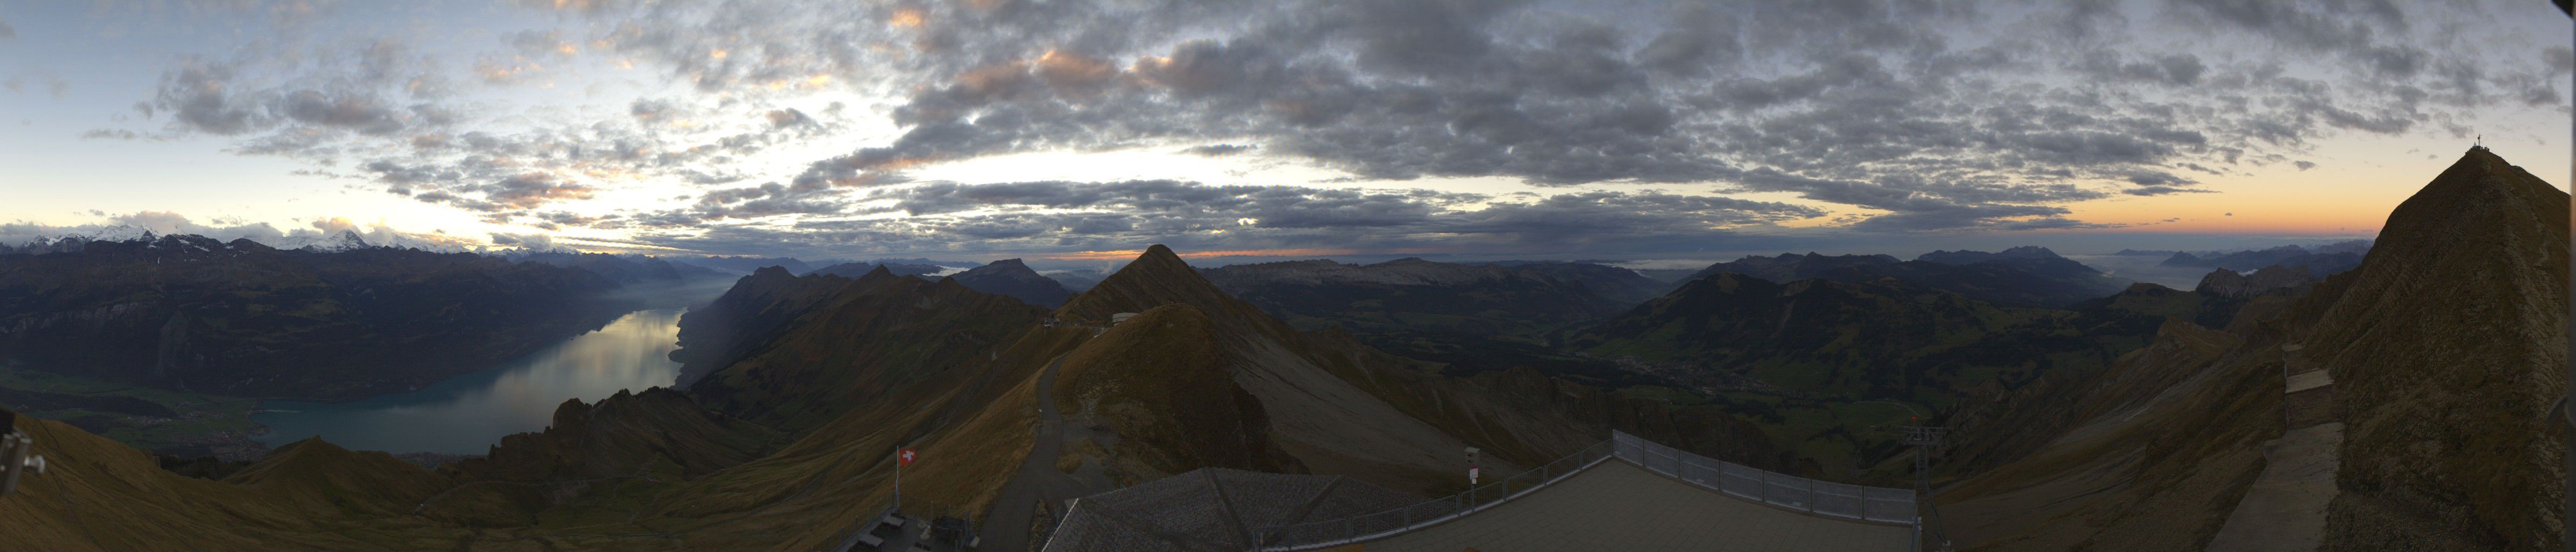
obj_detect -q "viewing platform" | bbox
[1040,431,1919,552]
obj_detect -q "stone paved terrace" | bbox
[1344,461,1913,552]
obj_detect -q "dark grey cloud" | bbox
[1183,143,1255,156]
[104,0,2573,253]
[871,180,1483,229]
[412,172,595,215]
[154,60,265,135]
[80,129,141,140]
[639,0,2534,234]
[621,178,1824,256]
[2124,185,2219,196]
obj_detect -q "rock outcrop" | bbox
[2306,147,2566,551]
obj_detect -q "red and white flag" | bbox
[898,448,919,467]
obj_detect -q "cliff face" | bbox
[667,266,848,388]
[2306,148,2566,551]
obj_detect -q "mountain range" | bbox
[0,235,640,399]
[2,227,476,256]
[1675,246,2133,308]
[0,232,749,400]
[2155,241,2372,276]
[0,148,2557,551]
[1198,257,1662,336]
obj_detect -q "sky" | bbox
[0,0,2567,264]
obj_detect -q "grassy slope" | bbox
[0,416,462,551]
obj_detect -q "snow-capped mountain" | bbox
[5,227,471,255]
[272,230,375,252]
[1,225,158,253]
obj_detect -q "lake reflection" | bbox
[251,308,687,454]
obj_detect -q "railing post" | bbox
[1805,478,1817,513]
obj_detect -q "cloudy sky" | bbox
[0,0,2567,262]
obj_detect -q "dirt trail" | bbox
[976,352,1111,552]
[2205,343,2342,551]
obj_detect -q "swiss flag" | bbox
[898,448,919,467]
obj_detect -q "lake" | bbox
[251,308,688,454]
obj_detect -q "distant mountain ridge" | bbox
[2193,265,2320,297]
[1198,257,1657,335]
[805,260,947,278]
[946,259,1075,307]
[679,256,814,275]
[1914,245,2065,265]
[506,251,729,285]
[1678,247,2131,308]
[3,227,471,255]
[2157,240,2371,276]
[0,233,638,399]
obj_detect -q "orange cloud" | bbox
[1034,50,1116,92]
[888,6,927,27]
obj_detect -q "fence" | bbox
[1612,431,1917,525]
[1251,432,1920,550]
[1254,440,1616,550]
[818,499,899,552]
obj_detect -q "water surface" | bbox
[251,308,687,454]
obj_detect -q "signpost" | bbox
[1464,447,1479,486]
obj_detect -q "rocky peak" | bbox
[745,265,798,283]
[2296,146,2567,550]
[950,258,1074,307]
[1057,245,1270,328]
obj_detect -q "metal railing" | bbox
[1255,440,1616,550]
[819,499,900,552]
[1613,431,1917,525]
[1251,431,1920,550]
